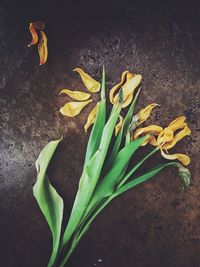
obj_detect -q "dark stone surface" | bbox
[0,0,200,266]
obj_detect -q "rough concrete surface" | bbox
[0,0,200,266]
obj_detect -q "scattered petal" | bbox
[28,23,38,47]
[59,89,91,101]
[74,68,100,93]
[38,31,48,65]
[32,21,45,30]
[84,104,98,132]
[60,100,92,117]
[161,149,190,166]
[115,115,124,136]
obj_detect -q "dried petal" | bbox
[28,23,38,47]
[59,89,91,101]
[163,125,191,150]
[60,100,92,117]
[120,74,142,107]
[168,116,186,131]
[161,149,190,166]
[84,104,98,132]
[38,31,48,65]
[157,128,174,148]
[136,103,159,126]
[133,125,163,146]
[74,68,100,93]
[115,115,123,136]
[32,21,45,30]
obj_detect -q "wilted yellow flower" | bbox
[84,104,98,132]
[115,115,124,136]
[74,68,100,93]
[133,116,191,165]
[109,71,142,108]
[134,125,163,146]
[38,31,48,65]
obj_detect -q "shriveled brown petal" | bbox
[28,23,38,47]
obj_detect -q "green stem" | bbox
[117,147,159,188]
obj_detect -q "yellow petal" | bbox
[115,115,124,136]
[168,116,186,131]
[113,74,142,108]
[73,68,100,93]
[59,89,91,101]
[163,125,191,150]
[38,30,48,65]
[157,128,174,148]
[134,125,163,140]
[60,100,92,117]
[84,104,98,132]
[109,71,130,104]
[160,149,190,166]
[136,103,159,125]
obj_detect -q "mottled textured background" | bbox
[0,0,200,266]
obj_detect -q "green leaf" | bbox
[33,138,63,267]
[114,162,178,197]
[84,136,147,213]
[84,68,106,166]
[104,88,141,171]
[61,104,121,249]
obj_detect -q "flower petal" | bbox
[115,115,124,136]
[38,31,48,65]
[59,89,91,101]
[60,100,92,117]
[113,74,142,108]
[73,68,100,93]
[136,103,159,126]
[28,23,39,47]
[134,125,163,140]
[163,125,191,150]
[84,104,98,132]
[168,116,186,131]
[32,21,45,30]
[109,71,130,104]
[133,125,163,146]
[160,149,190,166]
[157,128,174,148]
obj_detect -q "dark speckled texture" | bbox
[0,0,200,266]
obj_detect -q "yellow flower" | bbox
[133,116,191,166]
[109,71,142,108]
[60,68,100,130]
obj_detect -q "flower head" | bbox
[133,116,191,165]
